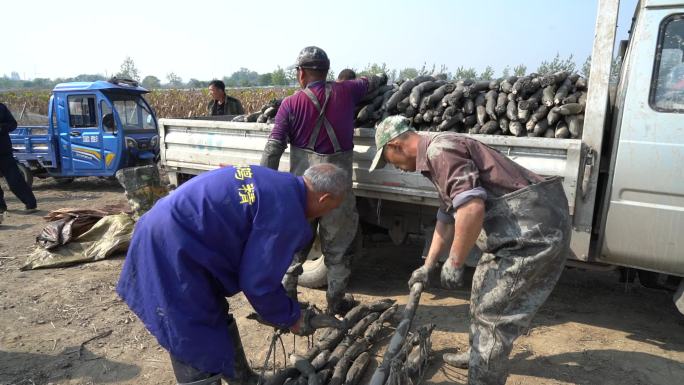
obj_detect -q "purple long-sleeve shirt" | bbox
[269,79,368,154]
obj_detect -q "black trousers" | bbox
[0,153,36,211]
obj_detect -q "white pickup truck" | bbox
[158,0,684,310]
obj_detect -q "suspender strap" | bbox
[302,83,342,153]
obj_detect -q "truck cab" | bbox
[596,1,684,275]
[11,78,159,183]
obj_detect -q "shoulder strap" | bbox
[302,83,341,152]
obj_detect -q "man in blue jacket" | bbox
[117,163,348,385]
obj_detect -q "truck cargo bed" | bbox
[159,119,582,214]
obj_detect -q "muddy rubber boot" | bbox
[226,317,261,385]
[170,355,222,385]
[115,165,169,220]
[326,293,358,316]
[443,349,470,369]
[282,263,303,301]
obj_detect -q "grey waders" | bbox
[281,83,360,315]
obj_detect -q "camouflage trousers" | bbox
[284,147,358,313]
[115,165,169,220]
[282,190,358,312]
[467,177,571,385]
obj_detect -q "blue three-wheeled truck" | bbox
[9,78,159,185]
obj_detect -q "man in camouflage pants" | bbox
[260,46,386,314]
[369,116,570,385]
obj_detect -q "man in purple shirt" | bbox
[260,46,385,314]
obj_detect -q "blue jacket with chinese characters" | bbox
[116,165,312,377]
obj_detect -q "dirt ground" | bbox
[1,177,683,385]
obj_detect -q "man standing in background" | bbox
[0,102,37,223]
[208,80,245,116]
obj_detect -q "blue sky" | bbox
[2,0,638,81]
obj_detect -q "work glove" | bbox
[289,305,318,336]
[440,257,465,289]
[260,139,286,170]
[408,263,438,289]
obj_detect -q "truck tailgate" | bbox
[10,126,57,168]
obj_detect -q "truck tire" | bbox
[298,226,363,289]
[298,238,328,289]
[17,164,33,188]
[299,256,328,288]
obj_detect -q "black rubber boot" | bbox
[226,317,261,385]
[170,355,222,385]
[177,374,223,385]
[326,293,358,316]
[443,349,470,369]
[283,263,303,301]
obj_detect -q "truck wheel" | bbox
[298,227,362,289]
[298,237,328,289]
[17,164,33,188]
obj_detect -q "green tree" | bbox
[116,56,140,81]
[227,68,259,87]
[223,76,236,87]
[0,77,13,89]
[166,72,183,88]
[358,63,390,77]
[142,75,161,89]
[501,66,511,78]
[581,56,592,78]
[271,66,289,86]
[480,66,495,80]
[580,55,622,83]
[31,78,54,89]
[454,66,478,80]
[398,67,419,80]
[610,56,622,83]
[186,78,204,88]
[537,53,576,75]
[286,66,298,85]
[513,64,527,76]
[259,72,273,86]
[387,69,398,82]
[417,63,432,76]
[73,74,106,82]
[327,69,336,82]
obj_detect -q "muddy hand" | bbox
[309,313,347,330]
[440,257,465,289]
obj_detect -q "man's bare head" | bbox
[302,163,348,219]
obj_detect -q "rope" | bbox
[258,329,285,385]
[386,357,410,385]
[414,330,432,385]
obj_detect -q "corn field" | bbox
[146,88,296,118]
[0,87,297,120]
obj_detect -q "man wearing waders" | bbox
[260,46,385,314]
[369,116,570,385]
